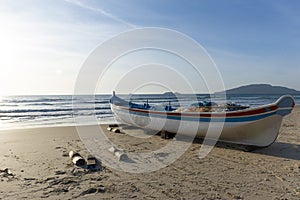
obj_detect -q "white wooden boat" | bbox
[110,92,295,147]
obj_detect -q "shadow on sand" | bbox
[193,138,300,161]
[252,142,300,160]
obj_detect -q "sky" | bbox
[0,0,299,95]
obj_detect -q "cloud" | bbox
[65,0,137,28]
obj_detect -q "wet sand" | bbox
[0,106,299,199]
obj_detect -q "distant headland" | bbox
[217,84,300,95]
[160,84,300,95]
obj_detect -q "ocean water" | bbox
[0,94,299,130]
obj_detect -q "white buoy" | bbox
[69,151,85,166]
[112,128,121,133]
[115,151,128,161]
[108,146,128,161]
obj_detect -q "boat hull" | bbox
[110,95,295,147]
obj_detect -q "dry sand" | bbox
[0,106,300,200]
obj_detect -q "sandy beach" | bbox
[0,106,299,200]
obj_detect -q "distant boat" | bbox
[110,92,295,147]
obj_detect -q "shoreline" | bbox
[1,105,299,132]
